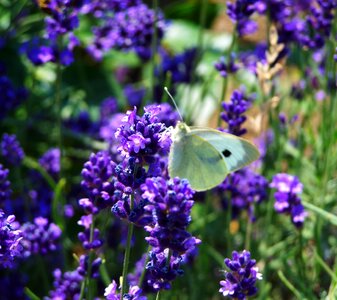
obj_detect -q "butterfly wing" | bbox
[189,127,260,172]
[168,133,229,192]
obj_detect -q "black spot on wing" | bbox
[222,149,232,157]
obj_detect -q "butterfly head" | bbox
[171,122,190,142]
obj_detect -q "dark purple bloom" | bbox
[20,217,62,257]
[145,250,185,292]
[160,48,198,84]
[1,133,25,165]
[88,4,166,61]
[39,148,60,178]
[270,173,307,227]
[104,280,147,300]
[77,254,102,279]
[227,0,259,36]
[115,106,170,159]
[100,97,118,121]
[145,103,179,128]
[81,151,117,208]
[215,53,240,78]
[0,164,12,204]
[217,168,268,221]
[0,75,28,119]
[141,177,200,255]
[0,209,23,268]
[46,268,83,300]
[77,214,104,250]
[221,89,254,136]
[124,85,146,108]
[64,111,98,135]
[219,250,262,299]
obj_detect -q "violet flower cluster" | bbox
[88,3,166,61]
[0,133,25,166]
[215,53,240,78]
[219,250,262,299]
[270,173,307,227]
[218,168,268,221]
[0,164,11,205]
[20,217,62,257]
[45,268,84,300]
[140,177,200,291]
[0,74,28,120]
[159,48,197,84]
[221,89,253,136]
[0,209,23,268]
[39,148,61,179]
[104,280,147,300]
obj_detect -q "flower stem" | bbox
[149,0,159,103]
[120,194,135,299]
[244,215,252,250]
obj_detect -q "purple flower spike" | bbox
[270,173,307,227]
[0,134,25,165]
[21,217,62,257]
[0,209,23,268]
[46,268,83,300]
[142,177,199,255]
[104,280,147,300]
[219,250,262,299]
[0,164,12,204]
[214,53,240,78]
[39,148,60,178]
[221,89,253,136]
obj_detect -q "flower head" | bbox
[0,164,12,204]
[1,133,25,165]
[21,217,62,256]
[39,148,60,178]
[0,210,23,268]
[219,250,262,299]
[270,173,307,227]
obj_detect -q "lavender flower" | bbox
[77,214,104,250]
[145,250,184,292]
[0,75,28,119]
[221,89,253,136]
[124,85,146,108]
[270,173,307,227]
[39,148,60,178]
[104,280,147,300]
[0,164,12,204]
[160,48,197,84]
[88,4,166,61]
[46,268,83,300]
[81,151,116,209]
[218,168,268,221]
[1,133,25,165]
[219,250,262,299]
[214,53,240,78]
[21,217,62,257]
[77,254,102,279]
[142,177,199,255]
[0,209,23,268]
[100,97,118,121]
[227,0,259,36]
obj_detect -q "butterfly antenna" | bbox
[164,87,184,122]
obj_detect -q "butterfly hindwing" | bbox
[168,133,229,191]
[188,127,259,172]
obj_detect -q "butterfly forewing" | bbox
[168,133,229,191]
[188,127,260,172]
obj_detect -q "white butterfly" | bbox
[168,122,260,191]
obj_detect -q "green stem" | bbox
[120,195,135,299]
[79,219,96,300]
[244,214,252,250]
[149,0,159,103]
[155,291,160,300]
[56,38,63,175]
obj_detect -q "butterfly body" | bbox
[168,122,259,191]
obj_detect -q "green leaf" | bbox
[303,201,337,226]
